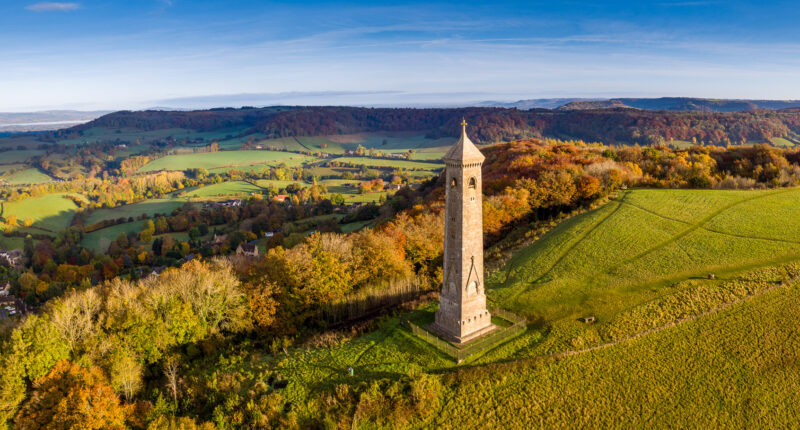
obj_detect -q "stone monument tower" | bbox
[432,119,493,343]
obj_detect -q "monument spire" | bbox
[432,120,493,343]
[444,118,484,164]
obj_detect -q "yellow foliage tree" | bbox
[15,360,129,430]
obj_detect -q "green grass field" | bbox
[771,136,797,147]
[2,168,52,184]
[81,221,146,252]
[0,149,44,163]
[0,235,25,250]
[237,187,800,427]
[138,150,303,172]
[1,193,79,232]
[254,179,308,190]
[433,275,800,428]
[287,133,454,155]
[0,164,25,176]
[331,156,443,171]
[318,178,359,194]
[184,181,264,198]
[85,198,187,225]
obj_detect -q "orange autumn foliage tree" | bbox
[15,360,129,430]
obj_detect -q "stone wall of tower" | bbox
[433,158,492,342]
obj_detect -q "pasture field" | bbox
[0,235,25,250]
[344,191,387,203]
[85,198,187,225]
[339,219,373,233]
[409,150,447,160]
[771,136,797,147]
[331,156,443,171]
[81,221,146,252]
[0,164,25,176]
[318,178,359,194]
[1,193,79,232]
[254,179,308,190]
[489,188,800,323]
[184,181,263,198]
[0,149,44,163]
[251,137,307,152]
[207,155,318,173]
[434,274,800,428]
[2,168,52,184]
[138,150,302,172]
[292,133,454,155]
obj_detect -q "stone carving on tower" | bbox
[432,119,494,343]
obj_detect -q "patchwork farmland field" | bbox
[289,133,454,155]
[331,156,443,170]
[183,181,264,198]
[138,150,303,172]
[85,198,187,225]
[0,150,44,163]
[1,193,79,231]
[81,220,146,252]
[2,168,52,184]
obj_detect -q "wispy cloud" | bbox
[25,2,80,12]
[656,1,721,6]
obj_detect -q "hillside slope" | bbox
[246,187,800,427]
[491,188,800,323]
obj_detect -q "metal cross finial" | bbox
[461,118,467,128]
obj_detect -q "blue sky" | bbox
[1,0,800,111]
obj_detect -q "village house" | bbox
[212,233,228,245]
[236,243,259,258]
[273,194,290,202]
[0,250,23,268]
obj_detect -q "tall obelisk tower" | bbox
[433,119,493,343]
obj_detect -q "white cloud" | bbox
[25,2,80,12]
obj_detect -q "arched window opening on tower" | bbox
[450,178,457,188]
[469,177,477,189]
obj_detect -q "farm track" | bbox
[293,137,314,152]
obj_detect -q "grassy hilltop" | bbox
[244,187,800,427]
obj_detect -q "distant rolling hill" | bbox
[59,105,800,147]
[491,97,800,112]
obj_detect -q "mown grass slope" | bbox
[490,188,800,323]
[254,187,800,427]
[434,272,800,428]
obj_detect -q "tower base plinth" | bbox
[428,321,497,345]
